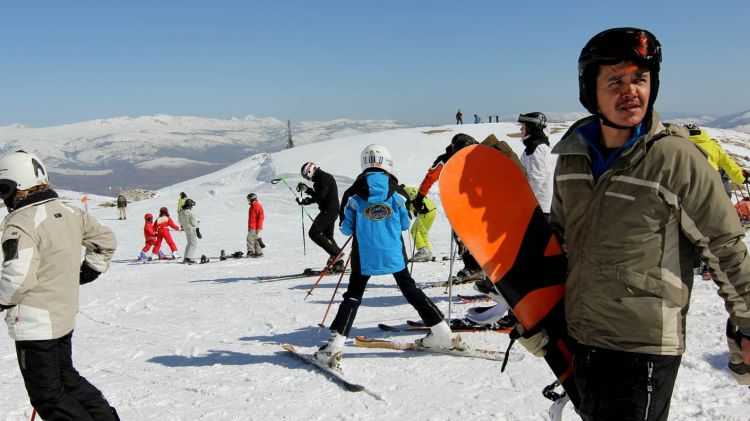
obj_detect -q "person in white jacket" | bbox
[518,112,553,217]
[0,150,119,420]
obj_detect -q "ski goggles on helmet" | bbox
[581,28,661,71]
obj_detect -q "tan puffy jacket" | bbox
[551,113,750,355]
[1,192,116,340]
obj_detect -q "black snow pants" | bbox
[15,331,119,421]
[309,209,341,257]
[452,231,481,271]
[330,268,444,337]
[573,345,681,421]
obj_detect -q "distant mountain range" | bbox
[0,115,411,195]
[1,109,747,195]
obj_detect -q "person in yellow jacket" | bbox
[687,124,749,196]
[402,186,437,261]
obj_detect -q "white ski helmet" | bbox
[0,150,49,201]
[361,144,394,174]
[300,162,317,180]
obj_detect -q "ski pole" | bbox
[408,221,416,275]
[304,236,353,300]
[301,199,307,256]
[271,177,314,222]
[444,229,458,325]
[30,408,36,421]
[317,252,352,327]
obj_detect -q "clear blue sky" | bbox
[1,0,748,127]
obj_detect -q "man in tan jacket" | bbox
[519,28,750,420]
[0,150,119,420]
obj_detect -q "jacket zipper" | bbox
[644,361,654,420]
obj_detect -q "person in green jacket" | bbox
[687,124,749,197]
[519,27,750,420]
[402,186,436,261]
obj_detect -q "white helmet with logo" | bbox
[0,150,49,202]
[360,144,393,174]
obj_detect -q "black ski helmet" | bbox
[578,27,662,116]
[183,199,195,209]
[247,193,257,201]
[518,112,547,130]
[159,206,168,215]
[449,133,477,153]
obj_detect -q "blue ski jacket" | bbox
[341,170,410,275]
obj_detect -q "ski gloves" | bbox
[296,197,314,206]
[513,324,549,358]
[743,169,750,185]
[196,228,202,239]
[412,194,429,215]
[727,318,750,385]
[296,182,309,193]
[79,262,101,285]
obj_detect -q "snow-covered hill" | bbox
[1,123,749,420]
[0,114,412,195]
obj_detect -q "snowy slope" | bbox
[0,114,411,195]
[1,123,749,420]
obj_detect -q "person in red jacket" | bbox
[152,206,181,259]
[139,213,158,262]
[247,193,265,257]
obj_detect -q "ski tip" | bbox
[281,343,296,352]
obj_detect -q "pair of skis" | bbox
[378,319,511,333]
[282,336,523,396]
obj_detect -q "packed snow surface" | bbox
[1,122,749,420]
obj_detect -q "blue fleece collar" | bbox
[577,120,644,181]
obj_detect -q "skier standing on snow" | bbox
[314,144,461,370]
[116,191,127,220]
[516,27,750,419]
[177,192,188,218]
[0,150,120,420]
[152,206,181,260]
[686,124,749,198]
[414,133,484,280]
[178,199,201,264]
[402,186,436,262]
[518,112,553,218]
[297,163,344,271]
[456,109,463,124]
[246,193,265,258]
[139,213,158,262]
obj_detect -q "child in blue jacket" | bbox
[314,144,460,370]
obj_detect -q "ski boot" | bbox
[200,255,210,264]
[456,267,483,281]
[183,258,197,265]
[411,247,433,262]
[313,331,345,370]
[327,252,346,273]
[415,321,464,350]
[220,250,227,261]
[138,252,148,263]
[158,251,168,260]
[172,252,181,260]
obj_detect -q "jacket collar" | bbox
[10,189,58,212]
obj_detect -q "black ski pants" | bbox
[330,268,444,337]
[573,345,681,421]
[309,209,341,257]
[15,331,119,421]
[451,231,481,271]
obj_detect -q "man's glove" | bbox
[412,194,429,215]
[743,169,750,184]
[296,197,314,206]
[514,326,549,358]
[0,303,15,312]
[727,318,750,385]
[296,182,309,193]
[79,263,101,285]
[196,228,202,239]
